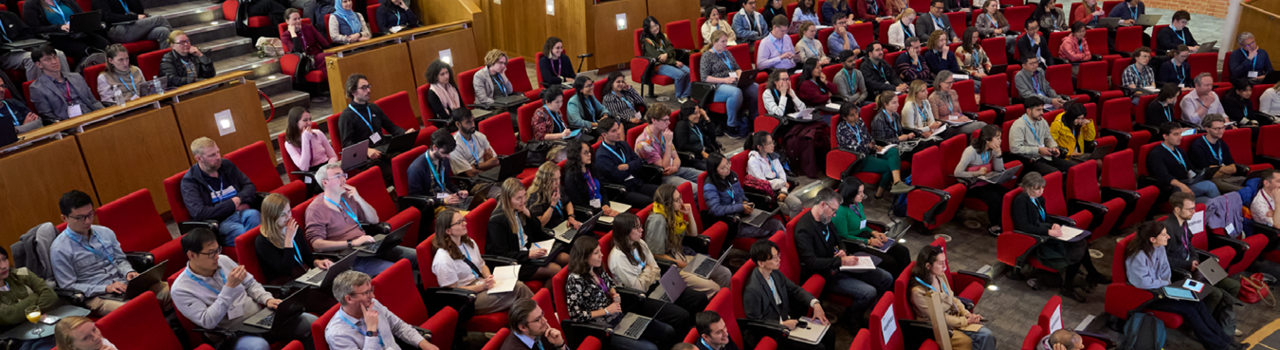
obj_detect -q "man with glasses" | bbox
[51,190,170,316]
[635,105,701,187]
[914,0,958,43]
[325,270,440,350]
[743,239,828,350]
[180,137,261,246]
[1187,115,1249,193]
[0,10,68,84]
[28,44,101,124]
[1229,32,1272,83]
[500,299,568,350]
[792,188,891,335]
[755,17,796,71]
[1155,10,1201,55]
[1179,73,1224,125]
[1161,192,1242,328]
[173,228,318,350]
[408,129,469,210]
[339,73,414,161]
[161,30,215,87]
[307,162,415,276]
[733,0,769,44]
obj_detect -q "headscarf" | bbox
[333,3,362,35]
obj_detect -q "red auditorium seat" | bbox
[632,28,676,97]
[1104,233,1184,328]
[417,234,521,333]
[83,63,105,100]
[873,291,940,350]
[96,188,187,277]
[996,172,1093,275]
[1034,295,1112,350]
[348,166,421,247]
[906,145,968,230]
[666,19,697,51]
[458,66,481,106]
[223,141,309,205]
[1100,148,1160,228]
[373,91,430,147]
[415,84,452,128]
[1076,61,1125,102]
[979,73,1024,123]
[681,288,781,350]
[1064,156,1127,240]
[1097,97,1151,154]
[97,291,214,350]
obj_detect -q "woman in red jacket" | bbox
[280,8,331,82]
[796,58,836,106]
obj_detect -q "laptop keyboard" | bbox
[625,319,649,337]
[255,313,275,327]
[693,259,716,276]
[305,271,325,284]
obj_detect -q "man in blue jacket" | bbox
[179,137,259,246]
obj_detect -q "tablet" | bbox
[1162,286,1198,301]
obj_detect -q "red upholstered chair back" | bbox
[667,20,696,51]
[224,141,285,192]
[1048,31,1069,58]
[418,234,443,288]
[851,22,874,49]
[940,135,966,186]
[415,84,438,125]
[1078,60,1109,91]
[1134,94,1156,126]
[98,188,168,253]
[458,66,481,106]
[1038,295,1065,333]
[1085,28,1108,54]
[1150,25,1167,49]
[878,19,895,46]
[466,199,498,251]
[552,267,571,323]
[822,63,843,83]
[729,151,751,180]
[533,288,561,332]
[84,63,105,100]
[626,123,648,145]
[979,37,1007,65]
[1101,149,1137,190]
[729,258,757,319]
[164,171,193,222]
[1066,159,1102,203]
[1187,53,1218,80]
[860,104,876,128]
[1113,233,1135,283]
[729,43,752,70]
[818,27,835,47]
[632,29,645,57]
[707,288,747,347]
[980,73,1009,105]
[97,292,186,350]
[1000,185,1025,239]
[480,328,511,350]
[1115,26,1143,55]
[1000,119,1015,154]
[372,260,429,324]
[948,12,968,37]
[696,17,708,47]
[312,305,340,350]
[326,112,344,154]
[234,227,266,279]
[1041,171,1069,216]
[292,198,314,230]
[392,146,428,197]
[1099,97,1132,132]
[1005,5,1033,32]
[870,291,904,350]
[910,146,946,189]
[953,79,978,112]
[518,100,544,143]
[776,210,809,283]
[695,172,710,214]
[593,77,608,100]
[138,48,170,81]
[479,112,517,155]
[1259,125,1280,159]
[1046,64,1074,94]
[283,340,305,350]
[506,56,534,93]
[1110,58,1132,89]
[1136,142,1156,177]
[349,165,417,246]
[374,91,420,132]
[1224,128,1254,165]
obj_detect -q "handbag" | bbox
[1239,272,1274,305]
[691,82,717,106]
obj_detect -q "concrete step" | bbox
[262,90,310,119]
[214,54,280,79]
[149,2,224,28]
[175,21,236,46]
[198,37,254,62]
[255,73,295,96]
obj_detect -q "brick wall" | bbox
[1141,0,1229,18]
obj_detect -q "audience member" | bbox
[181,137,260,245]
[929,71,986,135]
[561,140,624,219]
[527,162,580,230]
[95,0,171,49]
[567,76,608,131]
[908,246,995,350]
[594,117,659,205]
[791,0,820,33]
[833,51,870,105]
[1108,0,1145,24]
[796,58,835,105]
[795,189,893,331]
[833,177,912,275]
[374,0,420,34]
[1162,192,1244,318]
[1010,98,1076,174]
[22,0,109,62]
[636,105,701,186]
[255,193,331,284]
[448,109,498,177]
[0,9,68,81]
[408,129,469,212]
[955,28,991,87]
[673,102,721,170]
[1230,32,1272,83]
[532,87,572,142]
[871,91,923,147]
[974,0,1015,52]
[835,102,908,197]
[1158,45,1194,88]
[1122,47,1157,102]
[1156,10,1201,55]
[1222,79,1272,126]
[1018,18,1054,66]
[324,270,440,350]
[1036,329,1085,350]
[339,73,412,158]
[424,60,463,120]
[282,9,332,83]
[795,22,830,64]
[887,9,918,49]
[432,209,533,315]
[52,316,114,350]
[702,6,738,47]
[856,0,899,22]
[640,18,692,102]
[1059,22,1092,64]
[733,0,769,43]
[609,212,709,316]
[1188,115,1249,193]
[1034,0,1068,33]
[693,311,741,350]
[1049,102,1095,158]
[742,240,829,350]
[306,162,413,276]
[861,42,908,96]
[1012,172,1108,302]
[1,82,40,134]
[29,45,100,123]
[703,153,786,239]
[328,0,371,44]
[537,37,576,87]
[895,37,933,83]
[954,125,1009,235]
[1179,73,1224,124]
[501,299,568,350]
[51,190,168,317]
[646,185,731,292]
[914,0,958,42]
[1262,81,1280,115]
[474,50,516,105]
[763,70,804,116]
[1252,170,1280,228]
[902,80,941,138]
[1145,84,1179,128]
[0,245,57,350]
[1015,59,1067,109]
[602,71,647,127]
[487,178,567,283]
[746,132,804,218]
[922,30,962,76]
[1147,122,1220,203]
[284,107,337,176]
[827,17,861,58]
[1071,0,1104,27]
[756,17,797,71]
[700,31,760,138]
[161,31,215,87]
[97,44,149,103]
[564,238,673,350]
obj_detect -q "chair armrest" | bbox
[1046,214,1076,227]
[483,255,519,266]
[1191,248,1219,263]
[1075,88,1101,102]
[745,192,773,207]
[909,185,952,225]
[1206,233,1249,256]
[261,284,285,298]
[1256,155,1280,169]
[1099,128,1132,145]
[602,183,628,198]
[1132,123,1158,136]
[616,286,647,305]
[867,220,889,232]
[654,257,677,273]
[899,319,941,350]
[677,151,696,165]
[955,270,993,286]
[411,326,433,341]
[738,318,790,344]
[1100,186,1139,204]
[1067,199,1108,231]
[1003,153,1032,167]
[178,220,218,234]
[682,234,711,255]
[1170,268,1194,281]
[979,104,1007,121]
[53,287,85,305]
[425,119,451,127]
[563,321,611,349]
[124,252,155,272]
[422,287,478,315]
[397,195,434,213]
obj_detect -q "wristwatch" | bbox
[364,330,378,337]
[347,239,354,249]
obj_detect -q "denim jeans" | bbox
[353,246,417,277]
[220,209,261,246]
[1188,179,1221,204]
[961,326,997,350]
[825,268,894,320]
[713,83,760,128]
[655,64,692,98]
[16,337,54,350]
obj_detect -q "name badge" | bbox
[1188,170,1196,179]
[1249,71,1259,78]
[625,175,635,181]
[1179,83,1185,88]
[67,104,82,118]
[860,220,867,229]
[209,186,238,203]
[948,115,959,121]
[436,192,450,199]
[589,199,602,208]
[369,133,382,144]
[728,71,739,79]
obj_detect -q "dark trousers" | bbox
[1146,299,1233,349]
[632,297,686,350]
[966,183,1010,225]
[615,184,659,208]
[858,242,912,278]
[1027,157,1076,176]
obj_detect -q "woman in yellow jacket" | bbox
[909,246,997,350]
[1049,102,1096,157]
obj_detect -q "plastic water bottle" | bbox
[112,85,124,105]
[151,76,164,94]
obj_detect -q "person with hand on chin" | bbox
[325,271,439,350]
[160,31,215,88]
[255,193,334,285]
[1230,32,1273,83]
[743,239,830,350]
[307,162,417,277]
[173,228,319,350]
[500,299,570,350]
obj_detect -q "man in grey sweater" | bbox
[1014,59,1067,110]
[1009,97,1076,175]
[833,50,869,105]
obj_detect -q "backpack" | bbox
[10,222,61,288]
[1117,312,1166,350]
[892,175,911,218]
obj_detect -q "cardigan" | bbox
[538,55,576,85]
[795,79,834,106]
[834,203,873,241]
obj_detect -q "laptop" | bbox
[295,250,358,287]
[608,303,664,339]
[552,211,601,243]
[1069,143,1114,161]
[380,130,419,154]
[743,206,780,227]
[1096,17,1122,29]
[1194,41,1218,53]
[732,69,760,90]
[101,260,167,301]
[354,223,412,256]
[1162,285,1200,301]
[1261,71,1280,84]
[1189,166,1221,183]
[648,267,687,303]
[341,140,370,171]
[1196,257,1229,285]
[0,39,46,52]
[492,94,530,108]
[243,289,306,330]
[69,11,102,33]
[1135,14,1161,26]
[478,149,528,182]
[977,164,1022,185]
[682,247,733,279]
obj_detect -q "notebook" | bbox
[488,265,521,293]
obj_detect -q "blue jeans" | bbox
[825,268,894,319]
[961,327,997,350]
[713,83,760,128]
[1188,179,1221,204]
[655,64,692,98]
[219,209,261,246]
[353,246,417,276]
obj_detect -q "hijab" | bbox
[333,3,362,35]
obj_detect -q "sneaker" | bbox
[988,226,1002,237]
[678,97,689,103]
[889,181,915,194]
[1235,329,1244,337]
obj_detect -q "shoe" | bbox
[988,226,1002,237]
[963,220,982,229]
[678,97,689,103]
[889,181,915,194]
[1235,329,1244,337]
[1060,287,1087,303]
[1087,273,1112,285]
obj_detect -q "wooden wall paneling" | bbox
[545,0,590,72]
[325,44,420,116]
[410,28,482,90]
[511,0,547,59]
[0,137,95,245]
[171,82,272,163]
[588,0,649,71]
[414,0,490,58]
[647,0,700,28]
[76,106,190,213]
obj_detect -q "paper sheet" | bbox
[878,144,896,155]
[489,265,520,293]
[1056,226,1087,241]
[839,256,877,271]
[532,239,556,251]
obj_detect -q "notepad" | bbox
[489,265,521,293]
[838,256,877,271]
[532,239,556,251]
[878,144,896,155]
[789,317,831,344]
[1056,226,1088,241]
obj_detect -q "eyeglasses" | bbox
[352,286,376,297]
[326,173,349,181]
[175,40,191,45]
[67,211,95,222]
[357,85,372,91]
[198,246,222,258]
[449,219,466,227]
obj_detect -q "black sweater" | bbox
[1145,100,1174,128]
[793,213,846,279]
[562,166,612,213]
[1011,193,1052,236]
[338,101,405,148]
[0,11,36,43]
[673,119,720,158]
[254,233,318,284]
[1155,26,1197,55]
[860,58,903,95]
[374,3,420,34]
[1146,143,1193,192]
[1186,135,1235,169]
[92,0,145,24]
[538,55,576,86]
[486,211,553,264]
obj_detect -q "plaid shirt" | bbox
[602,87,646,118]
[1121,63,1155,93]
[700,48,740,81]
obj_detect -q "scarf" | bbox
[333,5,362,35]
[431,83,461,111]
[652,202,687,257]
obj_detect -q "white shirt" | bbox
[449,132,495,174]
[746,150,789,192]
[1261,88,1280,115]
[432,242,484,288]
[1253,189,1277,227]
[1179,91,1225,124]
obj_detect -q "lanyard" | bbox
[932,14,944,29]
[883,110,898,133]
[1129,6,1137,17]
[205,177,225,203]
[1202,136,1223,165]
[764,156,781,179]
[324,196,361,224]
[1164,144,1186,169]
[803,39,820,57]
[552,199,565,219]
[914,102,928,126]
[980,150,990,164]
[842,69,857,92]
[184,267,226,295]
[1163,105,1172,122]
[600,141,626,163]
[1242,49,1257,71]
[461,246,480,279]
[902,21,914,37]
[1174,28,1187,44]
[338,312,385,347]
[632,249,646,270]
[492,74,507,95]
[0,19,9,42]
[852,203,864,218]
[612,91,634,111]
[690,123,705,144]
[1030,197,1046,220]
[290,245,304,266]
[585,170,602,200]
[551,56,563,77]
[116,0,130,13]
[61,80,74,104]
[460,134,482,164]
[517,216,526,246]
[595,273,609,293]
[423,153,448,191]
[716,50,736,71]
[393,10,400,26]
[772,37,785,56]
[64,228,115,265]
[49,4,68,23]
[987,13,998,27]
[1180,223,1191,252]
[1262,191,1275,211]
[914,276,952,295]
[4,102,17,126]
[1130,65,1144,85]
[701,339,717,350]
[117,74,138,96]
[543,107,565,132]
[347,105,376,133]
[821,227,831,241]
[869,0,878,14]
[1025,117,1042,142]
[872,61,888,80]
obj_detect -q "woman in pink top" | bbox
[283,107,337,175]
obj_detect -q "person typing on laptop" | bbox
[1187,115,1250,193]
[408,129,469,211]
[339,73,414,161]
[21,0,109,62]
[793,188,891,333]
[1161,193,1242,318]
[325,271,439,350]
[1147,122,1221,203]
[307,162,416,276]
[743,240,829,350]
[51,190,170,316]
[564,238,675,350]
[431,209,533,316]
[703,153,786,240]
[173,228,318,350]
[255,193,333,285]
[1155,10,1201,55]
[180,137,261,246]
[608,213,708,319]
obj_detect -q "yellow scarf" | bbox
[652,202,687,236]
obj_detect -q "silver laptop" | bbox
[1194,41,1218,53]
[608,303,664,339]
[1135,14,1161,26]
[649,267,687,303]
[1196,257,1229,285]
[553,212,601,243]
[295,251,357,287]
[341,140,370,171]
[243,289,306,330]
[682,247,733,279]
[1096,17,1122,29]
[744,207,780,227]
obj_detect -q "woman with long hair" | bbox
[561,141,622,218]
[673,102,720,170]
[609,211,709,317]
[703,153,785,239]
[701,5,738,46]
[539,37,577,86]
[974,0,1016,52]
[836,102,909,197]
[955,27,992,85]
[870,91,916,144]
[641,16,692,102]
[834,177,911,276]
[528,162,581,229]
[953,125,1009,236]
[901,79,940,139]
[762,0,788,26]
[887,8,917,49]
[796,57,835,105]
[1049,102,1096,157]
[1072,0,1105,27]
[425,59,463,121]
[791,0,820,33]
[821,0,855,25]
[602,71,648,126]
[433,209,533,314]
[745,132,804,218]
[699,30,760,138]
[567,76,608,132]
[374,0,421,34]
[644,185,730,294]
[327,0,371,44]
[762,69,805,116]
[96,44,149,102]
[565,234,676,350]
[907,246,994,350]
[53,316,115,350]
[284,107,336,176]
[1034,0,1068,33]
[486,178,566,282]
[928,70,987,136]
[255,193,332,284]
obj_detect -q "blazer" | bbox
[30,72,102,123]
[472,66,514,105]
[562,166,613,213]
[861,57,904,95]
[1017,32,1054,66]
[1160,216,1196,273]
[793,212,846,279]
[486,211,551,265]
[742,268,815,323]
[498,331,564,350]
[281,23,330,56]
[914,12,957,41]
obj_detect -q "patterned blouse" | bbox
[532,106,567,141]
[602,87,646,119]
[955,46,990,75]
[836,118,876,154]
[699,48,740,81]
[895,54,933,84]
[565,271,619,323]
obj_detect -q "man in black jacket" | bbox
[1187,115,1248,193]
[179,137,260,246]
[860,43,907,97]
[694,311,740,350]
[339,73,415,159]
[1162,192,1242,318]
[93,0,173,50]
[1018,18,1054,67]
[742,240,828,350]
[1146,122,1220,203]
[793,188,892,330]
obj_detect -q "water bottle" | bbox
[151,76,164,94]
[112,85,124,106]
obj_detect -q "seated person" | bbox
[609,212,709,315]
[914,0,959,42]
[256,193,332,284]
[1254,170,1280,236]
[174,228,317,350]
[794,188,893,331]
[447,109,499,177]
[635,104,701,186]
[762,69,805,116]
[564,238,675,350]
[328,0,371,44]
[1156,10,1201,55]
[1147,122,1221,203]
[567,76,608,131]
[594,117,659,206]
[53,316,116,350]
[1036,0,1069,33]
[693,311,743,350]
[282,9,332,82]
[1011,172,1108,302]
[160,31,215,88]
[928,71,986,136]
[97,44,149,103]
[180,137,260,245]
[703,153,786,239]
[0,82,40,134]
[1059,22,1092,64]
[1122,47,1158,102]
[474,50,517,106]
[974,0,1016,52]
[409,128,469,213]
[560,141,622,221]
[0,246,58,350]
[339,74,413,160]
[733,0,769,43]
[795,22,831,64]
[0,9,68,82]
[1017,18,1053,67]
[52,194,170,326]
[601,71,647,126]
[644,184,731,292]
[1108,0,1144,24]
[887,9,918,49]
[791,0,820,31]
[922,31,962,76]
[827,17,861,58]
[640,17,692,102]
[539,37,577,86]
[1163,192,1243,319]
[861,42,909,97]
[756,17,798,71]
[374,0,420,34]
[1229,32,1272,83]
[1188,115,1251,193]
[1071,0,1104,27]
[903,80,943,139]
[432,209,533,315]
[795,58,835,106]
[1222,79,1273,126]
[833,177,912,276]
[22,0,109,62]
[702,5,738,47]
[306,162,415,276]
[835,102,908,197]
[856,0,901,22]
[532,86,573,141]
[1180,73,1225,125]
[833,51,870,105]
[743,240,829,350]
[673,102,721,170]
[95,0,172,50]
[1049,102,1095,158]
[527,162,581,230]
[954,125,1010,236]
[1263,81,1280,115]
[1124,221,1245,350]
[1010,98,1076,175]
[29,45,101,123]
[324,271,440,350]
[870,92,925,150]
[1014,58,1068,110]
[502,299,570,350]
[955,28,992,89]
[895,37,933,84]
[746,131,805,218]
[284,107,337,177]
[1158,45,1194,88]
[487,178,567,282]
[1145,84,1180,128]
[424,60,463,121]
[908,246,995,350]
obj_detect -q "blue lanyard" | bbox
[290,245,304,266]
[324,196,361,225]
[393,11,401,26]
[118,74,137,95]
[423,153,447,191]
[1129,6,1137,17]
[802,39,819,56]
[871,61,888,80]
[987,13,998,27]
[4,102,17,126]
[821,227,831,241]
[883,110,898,133]
[585,170,602,200]
[1163,105,1172,122]
[338,312,385,347]
[771,36,785,54]
[844,121,862,145]
[701,339,716,350]
[460,134,481,165]
[869,0,878,14]
[632,249,646,270]
[1202,136,1223,165]
[843,69,857,92]
[492,74,507,95]
[1130,65,1143,84]
[913,276,951,294]
[1025,117,1041,142]
[184,267,226,295]
[64,228,115,265]
[204,177,228,203]
[914,103,928,126]
[0,19,10,42]
[716,50,736,71]
[116,0,130,13]
[347,105,375,133]
[1174,29,1187,44]
[600,141,626,163]
[932,14,944,29]
[612,91,634,111]
[552,199,565,218]
[902,21,914,37]
[1242,49,1257,71]
[516,216,526,247]
[690,123,704,144]
[1030,197,1046,220]
[1164,144,1186,169]
[980,150,990,164]
[461,246,480,279]
[48,4,68,23]
[543,107,565,132]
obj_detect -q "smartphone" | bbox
[1182,279,1205,293]
[796,321,809,329]
[40,315,60,325]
